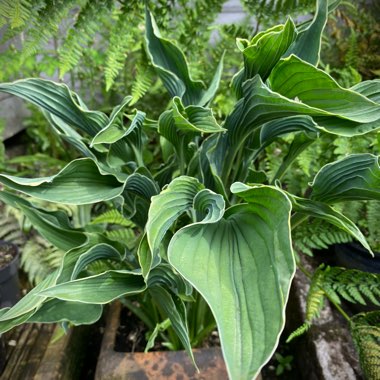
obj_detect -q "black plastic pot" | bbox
[0,241,20,308]
[334,243,380,273]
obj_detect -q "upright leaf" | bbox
[169,185,295,379]
[285,0,328,65]
[147,176,204,257]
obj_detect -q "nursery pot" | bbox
[334,243,380,274]
[0,240,20,308]
[95,302,234,380]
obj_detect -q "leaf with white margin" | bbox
[28,299,103,325]
[146,176,204,257]
[0,158,125,205]
[39,270,146,304]
[169,184,295,379]
[289,194,373,255]
[0,78,107,136]
[310,154,380,203]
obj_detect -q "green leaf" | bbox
[146,176,204,257]
[169,185,295,379]
[311,154,380,203]
[260,115,319,145]
[237,18,297,81]
[171,97,225,134]
[270,56,379,123]
[18,203,87,251]
[91,109,145,146]
[351,80,380,104]
[269,56,380,136]
[71,243,124,280]
[0,272,59,333]
[39,270,146,304]
[28,299,103,325]
[149,285,195,366]
[289,195,373,255]
[0,78,107,136]
[0,158,125,205]
[145,10,221,106]
[285,0,328,65]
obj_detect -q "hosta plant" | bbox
[0,1,380,379]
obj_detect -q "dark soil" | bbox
[114,305,152,352]
[0,242,17,269]
[114,305,221,353]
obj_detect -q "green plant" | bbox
[274,352,293,376]
[0,1,380,378]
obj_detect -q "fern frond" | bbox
[59,0,114,77]
[91,209,134,227]
[0,0,31,29]
[351,311,380,379]
[106,228,136,249]
[20,235,64,284]
[293,218,353,256]
[21,0,77,59]
[286,322,311,343]
[130,58,155,105]
[104,2,142,91]
[367,201,380,252]
[322,266,380,307]
[0,209,25,245]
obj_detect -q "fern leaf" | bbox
[91,210,134,227]
[0,0,31,29]
[21,235,63,284]
[104,3,142,91]
[21,0,77,59]
[59,0,114,77]
[106,228,136,249]
[130,59,155,105]
[351,311,380,379]
[286,322,310,343]
[322,267,380,307]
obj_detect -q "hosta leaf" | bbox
[145,10,202,103]
[0,158,125,205]
[260,115,319,145]
[71,243,124,280]
[28,299,103,325]
[91,109,145,146]
[148,264,193,300]
[0,272,59,333]
[0,78,107,136]
[18,203,87,251]
[285,0,328,65]
[289,195,373,254]
[147,176,204,257]
[149,285,195,366]
[237,18,297,81]
[171,97,225,134]
[145,10,221,106]
[351,80,380,104]
[39,270,146,304]
[311,154,380,203]
[169,185,295,379]
[270,56,379,123]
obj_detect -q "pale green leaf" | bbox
[311,154,380,203]
[39,270,146,304]
[147,176,204,256]
[0,158,125,205]
[28,299,103,325]
[169,186,295,379]
[0,78,107,136]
